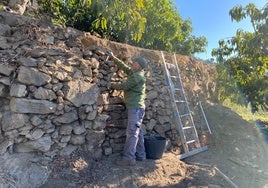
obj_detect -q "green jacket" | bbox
[112,58,146,109]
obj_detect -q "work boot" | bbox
[116,159,136,166]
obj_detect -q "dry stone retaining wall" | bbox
[0,10,217,159]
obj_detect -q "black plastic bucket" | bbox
[144,136,166,159]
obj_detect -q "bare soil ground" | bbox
[41,103,268,188]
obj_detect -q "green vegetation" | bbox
[0,2,4,9]
[223,99,268,123]
[37,0,207,56]
[212,3,268,113]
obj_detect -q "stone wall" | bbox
[0,10,217,159]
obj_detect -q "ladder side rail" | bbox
[161,51,189,152]
[173,54,201,147]
[199,101,212,134]
[197,94,212,134]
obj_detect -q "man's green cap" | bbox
[132,57,148,69]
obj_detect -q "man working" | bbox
[109,52,148,166]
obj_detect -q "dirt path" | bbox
[41,103,268,188]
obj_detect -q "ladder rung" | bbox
[178,146,208,159]
[174,88,182,91]
[183,126,193,130]
[186,140,196,144]
[175,100,185,103]
[166,62,173,65]
[170,76,178,78]
[180,113,190,118]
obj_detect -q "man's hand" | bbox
[107,51,116,60]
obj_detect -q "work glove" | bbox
[107,51,116,60]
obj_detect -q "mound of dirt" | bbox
[41,102,268,188]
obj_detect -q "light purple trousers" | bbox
[122,108,146,162]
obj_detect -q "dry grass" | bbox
[222,99,268,123]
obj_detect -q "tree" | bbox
[212,3,268,112]
[134,0,207,55]
[37,0,207,56]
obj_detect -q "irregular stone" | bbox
[87,109,98,120]
[154,123,171,134]
[25,49,46,58]
[82,68,92,77]
[93,114,109,130]
[7,0,30,15]
[103,147,112,156]
[59,125,73,135]
[2,112,29,131]
[54,70,68,81]
[97,93,109,105]
[4,129,19,139]
[70,135,85,145]
[10,98,57,114]
[0,36,11,49]
[86,105,93,113]
[17,66,51,86]
[60,135,71,143]
[147,90,158,100]
[0,23,11,36]
[52,83,63,92]
[82,120,93,129]
[51,130,59,139]
[0,76,11,85]
[10,83,27,97]
[158,115,172,124]
[0,64,16,76]
[56,142,67,148]
[45,125,55,134]
[78,106,88,120]
[38,34,54,45]
[0,140,14,155]
[59,145,78,156]
[64,80,99,107]
[59,65,73,73]
[53,110,78,124]
[73,125,86,135]
[33,87,57,101]
[108,129,125,139]
[147,119,157,131]
[26,129,44,140]
[0,84,8,97]
[18,125,33,135]
[0,153,50,188]
[30,116,43,126]
[14,136,52,153]
[17,57,38,67]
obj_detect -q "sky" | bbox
[174,0,267,60]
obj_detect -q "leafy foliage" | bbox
[0,2,4,9]
[37,0,207,56]
[212,3,268,113]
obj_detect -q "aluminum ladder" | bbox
[161,51,208,159]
